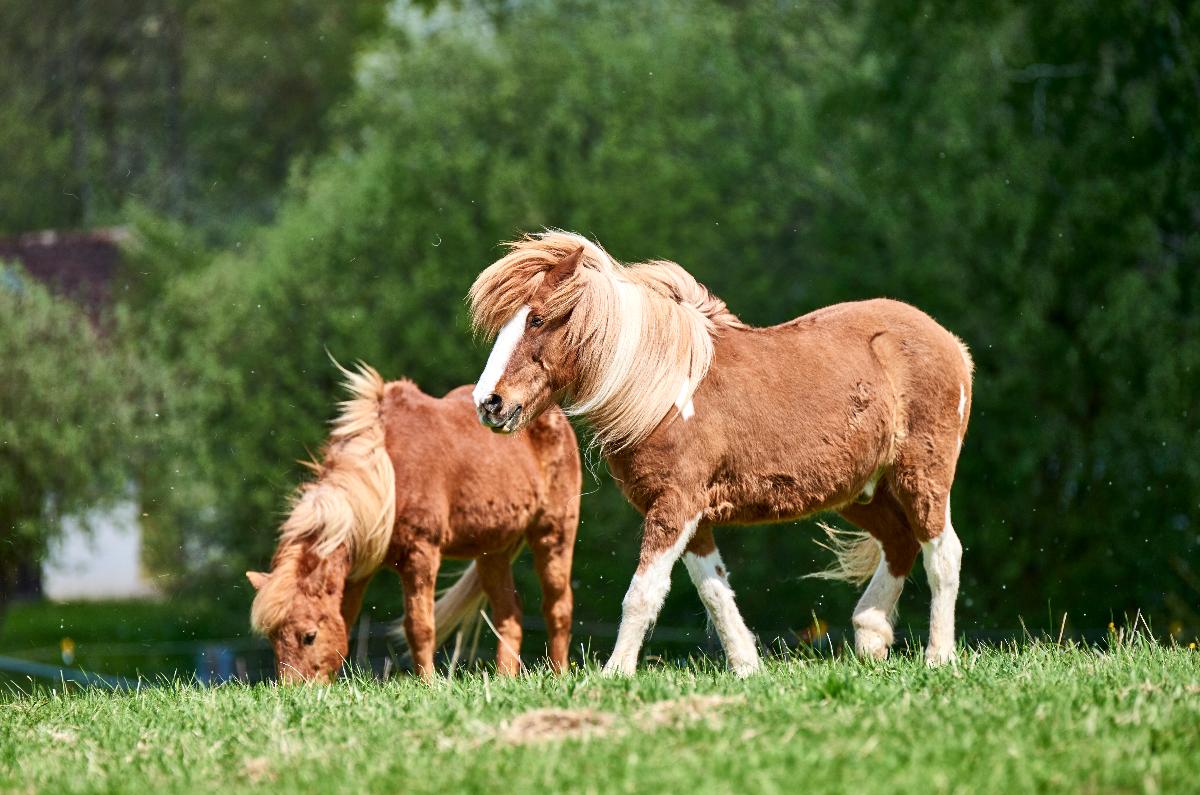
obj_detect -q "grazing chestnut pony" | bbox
[468,231,972,675]
[248,364,580,681]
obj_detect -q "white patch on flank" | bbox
[859,468,883,502]
[921,502,962,666]
[472,306,531,406]
[684,548,759,676]
[958,383,966,420]
[851,543,904,659]
[674,379,695,421]
[604,512,702,675]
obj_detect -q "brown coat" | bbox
[250,368,581,681]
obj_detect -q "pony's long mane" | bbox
[250,363,396,635]
[469,230,743,449]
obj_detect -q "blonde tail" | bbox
[806,523,881,585]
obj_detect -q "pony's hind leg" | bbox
[920,503,961,665]
[528,516,576,673]
[683,525,759,676]
[476,551,524,675]
[889,458,963,666]
[837,489,920,660]
[604,505,703,676]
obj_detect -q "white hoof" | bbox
[602,656,637,676]
[728,653,761,678]
[854,628,890,660]
[925,645,956,666]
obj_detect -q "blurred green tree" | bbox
[0,265,136,625]
[0,0,387,236]
[125,0,1199,642]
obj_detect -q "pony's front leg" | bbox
[603,509,703,676]
[683,525,760,677]
[396,543,442,680]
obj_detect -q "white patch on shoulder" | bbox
[473,306,531,407]
[674,379,695,421]
[958,384,966,420]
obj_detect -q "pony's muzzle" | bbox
[478,393,522,433]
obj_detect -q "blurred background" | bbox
[1,0,1197,685]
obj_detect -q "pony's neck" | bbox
[566,271,737,451]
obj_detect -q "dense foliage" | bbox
[119,0,1200,642]
[0,267,136,617]
[3,0,1196,644]
[0,0,386,235]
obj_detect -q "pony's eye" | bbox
[302,631,317,646]
[529,314,544,328]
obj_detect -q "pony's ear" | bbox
[246,571,271,590]
[545,246,584,291]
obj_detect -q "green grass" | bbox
[1,639,1198,795]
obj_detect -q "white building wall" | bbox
[42,500,159,601]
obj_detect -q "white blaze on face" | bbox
[473,306,531,407]
[958,383,966,420]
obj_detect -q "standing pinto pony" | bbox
[468,231,972,675]
[248,364,580,681]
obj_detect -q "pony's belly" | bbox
[440,497,538,558]
[441,526,526,559]
[704,470,867,526]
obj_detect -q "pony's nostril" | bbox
[483,393,503,413]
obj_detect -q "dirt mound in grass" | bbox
[500,707,617,744]
[499,694,742,745]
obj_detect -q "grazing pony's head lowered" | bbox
[247,542,353,683]
[247,363,395,682]
[468,230,742,449]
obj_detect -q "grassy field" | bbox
[1,638,1198,795]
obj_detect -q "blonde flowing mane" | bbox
[250,363,396,635]
[469,230,743,449]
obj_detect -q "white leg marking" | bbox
[604,512,702,675]
[958,383,966,420]
[851,545,905,660]
[472,306,531,406]
[922,507,962,666]
[674,379,695,421]
[684,549,759,676]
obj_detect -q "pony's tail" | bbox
[391,538,527,651]
[806,523,881,585]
